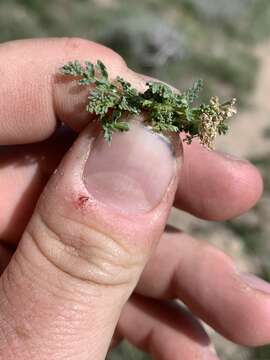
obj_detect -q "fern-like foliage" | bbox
[60,60,237,149]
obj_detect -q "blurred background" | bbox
[1,0,270,358]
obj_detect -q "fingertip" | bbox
[176,141,263,220]
[219,291,270,347]
[225,272,270,346]
[207,151,263,221]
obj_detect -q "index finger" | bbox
[0,37,144,144]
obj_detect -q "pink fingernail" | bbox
[83,119,181,214]
[240,272,270,294]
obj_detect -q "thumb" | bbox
[0,119,182,360]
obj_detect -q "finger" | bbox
[0,119,182,360]
[177,139,263,220]
[0,141,262,243]
[117,295,219,360]
[137,229,270,347]
[0,126,75,244]
[0,38,145,144]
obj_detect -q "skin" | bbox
[0,37,267,359]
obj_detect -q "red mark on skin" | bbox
[75,195,89,209]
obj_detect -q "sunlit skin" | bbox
[0,38,267,360]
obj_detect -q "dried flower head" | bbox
[198,96,237,150]
[60,60,237,149]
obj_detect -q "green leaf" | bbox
[60,61,79,76]
[185,108,195,122]
[96,60,109,82]
[144,82,173,100]
[85,61,95,78]
[184,79,204,105]
[113,121,130,132]
[103,124,113,143]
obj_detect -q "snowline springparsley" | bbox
[60,60,237,150]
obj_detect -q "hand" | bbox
[0,38,267,360]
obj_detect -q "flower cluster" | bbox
[198,96,237,149]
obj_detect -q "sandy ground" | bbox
[218,41,270,158]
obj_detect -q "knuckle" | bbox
[26,209,141,288]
